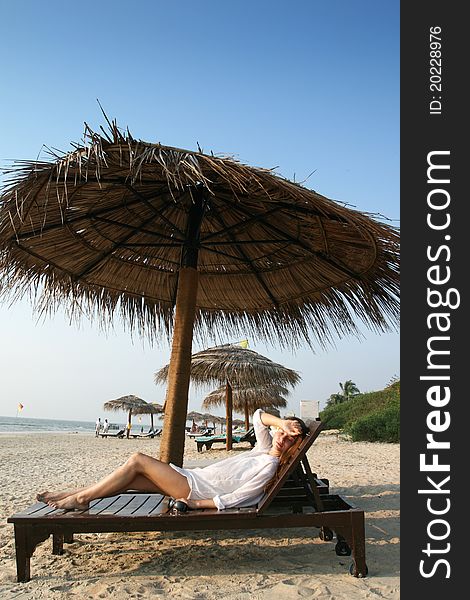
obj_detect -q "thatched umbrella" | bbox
[156,343,299,448]
[201,412,223,433]
[134,401,164,431]
[186,410,203,432]
[103,394,156,439]
[202,382,289,431]
[0,122,399,466]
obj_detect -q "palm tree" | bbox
[327,393,344,407]
[326,380,360,406]
[340,380,360,402]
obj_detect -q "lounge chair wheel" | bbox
[349,562,368,578]
[335,540,351,556]
[319,527,334,541]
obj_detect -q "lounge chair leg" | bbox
[52,533,64,555]
[349,510,368,577]
[13,525,31,583]
[13,525,49,583]
[64,532,74,544]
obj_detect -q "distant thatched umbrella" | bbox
[0,121,400,465]
[201,412,224,432]
[202,382,289,430]
[156,343,300,447]
[134,401,164,431]
[103,395,160,438]
[186,410,204,422]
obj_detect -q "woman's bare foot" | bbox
[48,493,89,511]
[37,489,81,504]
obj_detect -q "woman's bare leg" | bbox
[37,473,163,504]
[43,453,190,510]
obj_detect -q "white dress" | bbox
[170,409,278,510]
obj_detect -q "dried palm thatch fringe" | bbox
[155,343,301,389]
[0,122,399,349]
[202,382,289,414]
[103,395,162,415]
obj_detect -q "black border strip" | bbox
[401,3,466,596]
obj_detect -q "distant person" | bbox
[36,409,308,511]
[102,419,109,434]
[95,418,101,437]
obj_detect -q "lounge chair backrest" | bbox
[239,427,255,442]
[256,420,323,513]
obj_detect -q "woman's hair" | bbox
[284,416,310,437]
[278,416,309,466]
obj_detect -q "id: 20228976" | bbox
[429,26,442,116]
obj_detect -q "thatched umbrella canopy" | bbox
[202,382,289,430]
[103,394,156,438]
[156,344,301,389]
[186,410,204,421]
[200,412,223,432]
[133,401,164,431]
[156,343,300,446]
[0,122,399,466]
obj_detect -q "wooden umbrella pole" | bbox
[226,380,233,451]
[127,409,132,439]
[159,266,199,465]
[244,403,250,432]
[159,186,206,466]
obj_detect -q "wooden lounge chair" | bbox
[99,428,125,439]
[187,427,213,438]
[7,421,367,582]
[130,427,162,439]
[195,427,256,452]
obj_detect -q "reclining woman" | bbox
[37,409,309,511]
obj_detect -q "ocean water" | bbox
[0,415,164,434]
[0,415,98,434]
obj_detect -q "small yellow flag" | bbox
[238,339,249,349]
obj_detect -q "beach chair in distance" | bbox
[195,427,256,452]
[99,428,125,439]
[187,427,212,439]
[130,427,161,439]
[7,420,367,582]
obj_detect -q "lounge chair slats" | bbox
[8,419,368,581]
[135,495,166,516]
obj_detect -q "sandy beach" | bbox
[0,431,399,599]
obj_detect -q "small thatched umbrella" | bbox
[202,382,289,431]
[186,410,204,421]
[186,410,204,432]
[134,401,164,432]
[103,394,156,439]
[156,343,300,448]
[201,412,223,433]
[0,121,399,466]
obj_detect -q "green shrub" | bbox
[319,380,400,442]
[347,401,400,443]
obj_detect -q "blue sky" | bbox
[0,1,399,423]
